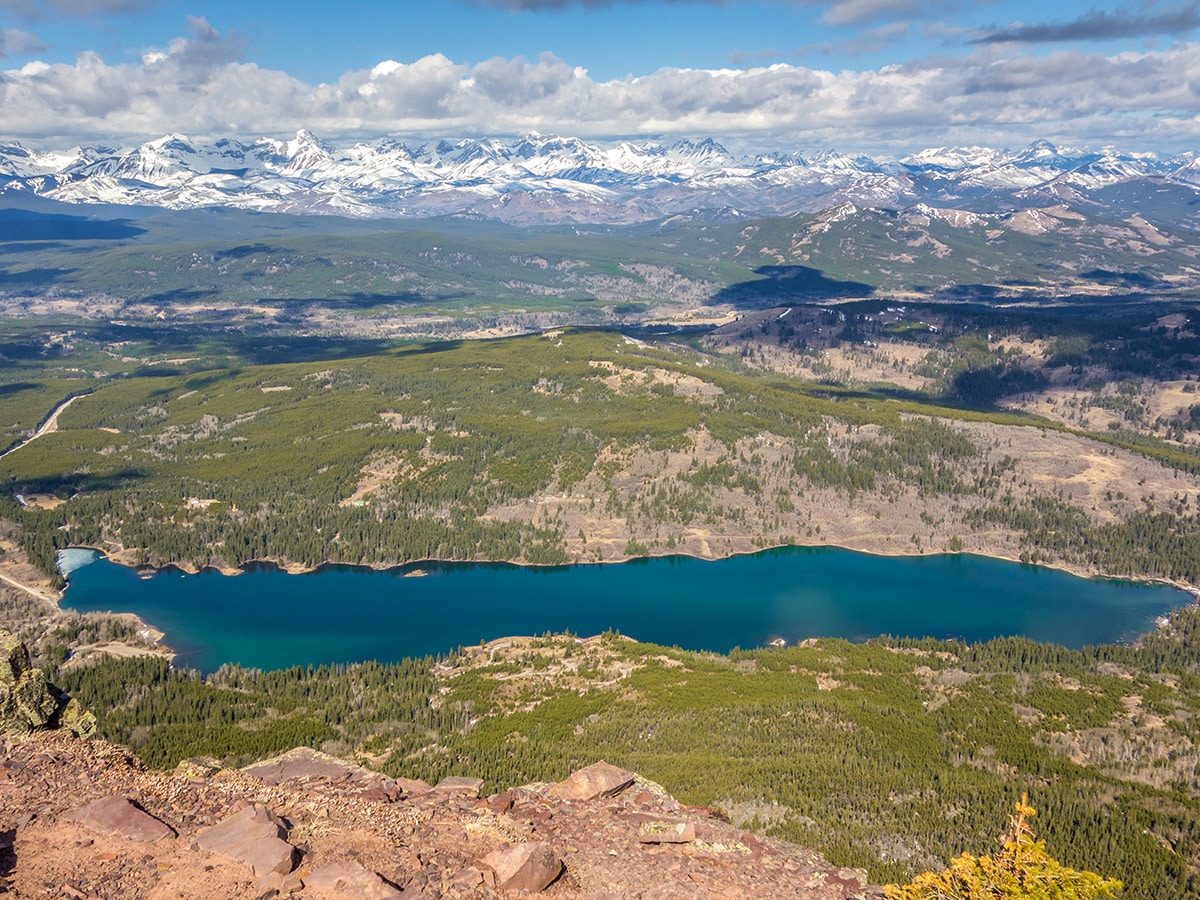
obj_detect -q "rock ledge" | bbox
[0,731,881,898]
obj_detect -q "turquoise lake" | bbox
[58,547,1191,673]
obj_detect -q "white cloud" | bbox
[0,0,157,23]
[817,0,963,26]
[4,20,1200,152]
[473,0,964,27]
[0,27,43,57]
[972,2,1200,45]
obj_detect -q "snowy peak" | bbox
[665,137,734,168]
[902,146,1005,170]
[1,131,1197,225]
[903,203,986,228]
[1011,139,1068,166]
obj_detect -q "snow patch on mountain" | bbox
[0,133,1195,225]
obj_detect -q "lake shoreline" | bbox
[68,537,1200,605]
[57,538,1199,668]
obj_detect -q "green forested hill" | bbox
[2,322,1199,589]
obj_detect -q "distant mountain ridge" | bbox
[1,130,1198,225]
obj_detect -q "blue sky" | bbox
[3,0,1200,151]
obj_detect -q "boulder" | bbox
[236,835,297,879]
[303,861,404,899]
[392,776,434,796]
[484,789,515,813]
[480,842,563,893]
[244,747,362,785]
[196,804,296,878]
[448,868,485,889]
[548,761,635,801]
[196,804,285,854]
[66,795,174,842]
[431,775,485,797]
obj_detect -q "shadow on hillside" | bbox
[1081,269,1163,288]
[328,290,473,309]
[707,265,874,308]
[933,284,1009,302]
[765,371,1055,418]
[142,289,221,304]
[0,241,73,255]
[4,468,148,496]
[0,210,146,241]
[768,377,932,407]
[0,267,73,287]
[241,335,405,365]
[78,321,404,367]
[215,243,278,260]
[321,291,437,310]
[0,338,58,365]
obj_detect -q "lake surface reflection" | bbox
[59,547,1189,673]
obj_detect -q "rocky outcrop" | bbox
[0,630,95,739]
[196,802,298,879]
[65,795,174,843]
[638,820,696,844]
[547,760,636,801]
[431,775,486,798]
[304,860,408,899]
[481,842,563,892]
[0,731,882,898]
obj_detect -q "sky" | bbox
[2,0,1200,153]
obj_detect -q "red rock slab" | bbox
[547,761,635,801]
[481,842,563,893]
[392,776,434,796]
[196,804,297,878]
[196,804,285,855]
[303,859,406,899]
[483,789,515,813]
[65,795,174,842]
[243,748,361,785]
[430,776,485,797]
[235,834,297,879]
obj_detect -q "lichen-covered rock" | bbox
[14,667,59,728]
[55,697,97,740]
[0,630,92,739]
[0,632,31,685]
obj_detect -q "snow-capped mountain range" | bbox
[1,131,1196,225]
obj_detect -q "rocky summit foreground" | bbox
[0,732,880,899]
